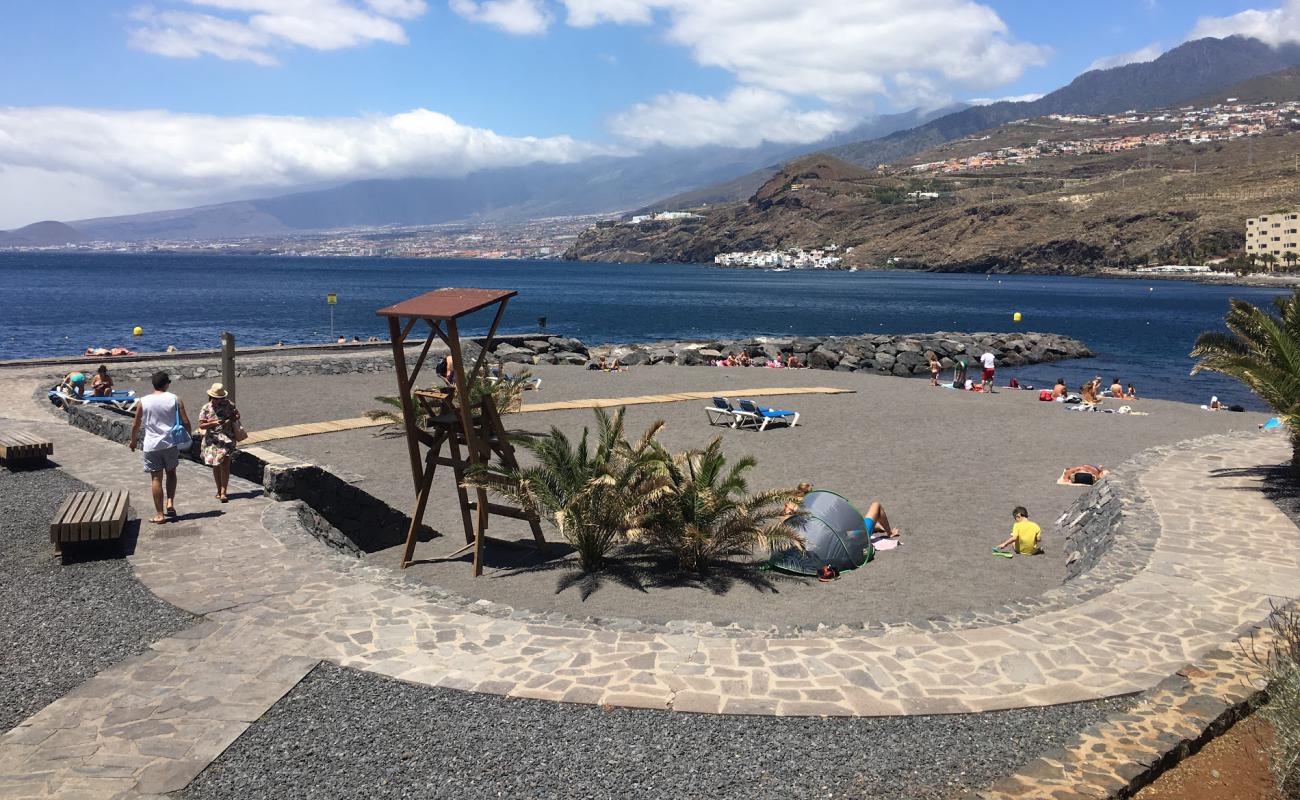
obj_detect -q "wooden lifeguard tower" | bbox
[377,288,546,576]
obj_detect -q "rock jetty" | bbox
[480,332,1092,377]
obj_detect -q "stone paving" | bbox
[0,374,1297,797]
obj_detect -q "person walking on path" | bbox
[980,350,996,394]
[197,382,243,503]
[129,371,191,524]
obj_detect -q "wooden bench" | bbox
[0,430,53,467]
[49,490,129,552]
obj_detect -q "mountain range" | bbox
[564,69,1300,271]
[3,34,1300,246]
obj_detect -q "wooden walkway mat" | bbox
[242,386,854,446]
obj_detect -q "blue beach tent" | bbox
[769,490,874,575]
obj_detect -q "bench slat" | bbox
[48,494,77,542]
[90,493,111,540]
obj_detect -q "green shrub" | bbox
[632,437,804,574]
[1260,603,1300,798]
[468,407,664,572]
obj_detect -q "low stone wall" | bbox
[546,331,1090,377]
[261,462,414,555]
[1057,480,1124,580]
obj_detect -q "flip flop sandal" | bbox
[149,515,167,525]
[992,548,1013,558]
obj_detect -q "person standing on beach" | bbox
[129,371,191,524]
[926,351,941,386]
[979,350,996,394]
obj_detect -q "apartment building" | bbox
[1246,211,1300,261]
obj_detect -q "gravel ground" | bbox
[0,466,197,732]
[177,662,1138,800]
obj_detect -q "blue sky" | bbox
[0,0,1295,226]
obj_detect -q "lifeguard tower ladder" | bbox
[377,288,545,576]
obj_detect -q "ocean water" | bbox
[0,252,1286,409]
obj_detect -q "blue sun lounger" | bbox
[49,386,138,414]
[737,399,799,431]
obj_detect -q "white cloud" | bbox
[967,93,1044,106]
[1189,0,1300,47]
[448,0,549,34]
[0,106,616,225]
[608,87,852,148]
[127,0,428,65]
[1088,42,1164,71]
[557,0,1049,104]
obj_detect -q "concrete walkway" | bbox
[0,375,1297,798]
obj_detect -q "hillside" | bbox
[0,221,89,247]
[653,36,1300,212]
[564,113,1300,271]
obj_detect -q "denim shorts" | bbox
[143,446,179,473]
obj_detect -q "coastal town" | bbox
[902,98,1299,175]
[713,245,845,269]
[6,214,612,259]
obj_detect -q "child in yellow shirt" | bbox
[993,506,1041,557]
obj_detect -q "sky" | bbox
[1,0,1298,228]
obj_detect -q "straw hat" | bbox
[206,383,228,399]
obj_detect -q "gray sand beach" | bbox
[135,363,1262,629]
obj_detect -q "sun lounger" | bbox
[706,396,743,427]
[48,386,138,414]
[737,399,799,431]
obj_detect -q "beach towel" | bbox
[1263,417,1284,430]
[870,537,899,551]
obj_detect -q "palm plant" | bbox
[1191,290,1300,472]
[632,437,804,574]
[467,407,665,572]
[366,366,531,427]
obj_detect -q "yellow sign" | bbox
[326,293,337,305]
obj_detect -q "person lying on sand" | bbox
[863,501,899,539]
[993,506,1041,557]
[1060,465,1105,485]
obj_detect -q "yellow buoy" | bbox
[1012,312,1022,323]
[132,326,143,336]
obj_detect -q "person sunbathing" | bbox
[783,482,814,516]
[864,502,899,539]
[1061,465,1105,485]
[737,352,751,367]
[786,354,803,369]
[1109,378,1124,399]
[59,371,86,399]
[1125,383,1138,399]
[90,365,114,397]
[1080,379,1102,405]
[1052,378,1068,399]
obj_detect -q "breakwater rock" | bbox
[517,331,1092,376]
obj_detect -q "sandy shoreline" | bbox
[119,363,1265,628]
